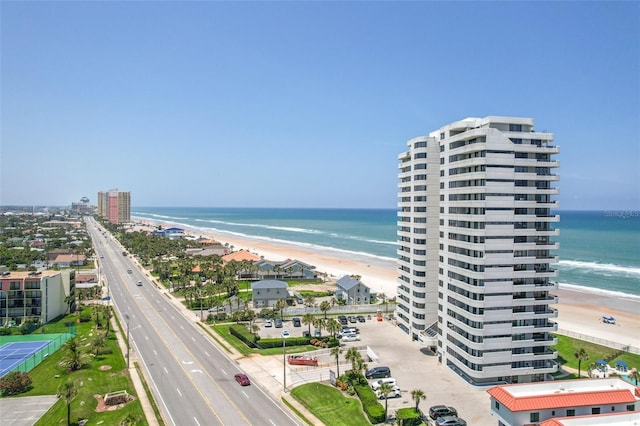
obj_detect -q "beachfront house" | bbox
[335,275,372,305]
[251,280,289,308]
[51,254,87,268]
[488,378,639,426]
[252,259,316,281]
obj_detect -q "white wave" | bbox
[558,282,640,301]
[193,218,324,235]
[132,212,188,220]
[559,260,640,276]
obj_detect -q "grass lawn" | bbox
[290,383,370,426]
[552,334,640,372]
[2,309,148,426]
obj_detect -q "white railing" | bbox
[556,329,640,355]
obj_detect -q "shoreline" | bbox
[133,218,640,348]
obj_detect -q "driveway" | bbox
[0,395,58,426]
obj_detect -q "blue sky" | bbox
[1,1,638,210]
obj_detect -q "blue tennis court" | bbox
[0,341,52,377]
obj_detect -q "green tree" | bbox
[411,388,426,413]
[574,348,589,377]
[302,313,315,336]
[378,381,394,422]
[59,337,87,371]
[319,300,331,319]
[325,318,341,338]
[91,333,106,356]
[629,369,640,385]
[274,299,286,319]
[57,379,78,426]
[303,295,316,308]
[330,345,343,378]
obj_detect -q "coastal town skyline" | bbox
[2,2,639,210]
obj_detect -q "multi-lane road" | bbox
[87,217,300,426]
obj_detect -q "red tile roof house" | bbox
[487,378,639,426]
[539,410,640,425]
[52,254,87,268]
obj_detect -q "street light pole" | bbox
[282,334,287,392]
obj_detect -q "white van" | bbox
[370,377,396,390]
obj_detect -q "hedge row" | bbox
[354,381,385,424]
[256,337,311,349]
[396,407,422,426]
[229,324,260,348]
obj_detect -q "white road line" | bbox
[194,417,200,426]
[163,366,168,374]
[204,351,210,357]
[220,368,227,376]
[269,419,276,426]
[242,390,248,399]
[180,325,184,330]
[176,388,182,397]
[191,336,195,342]
[153,349,157,356]
[145,335,149,341]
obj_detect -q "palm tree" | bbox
[57,379,78,426]
[330,345,343,378]
[275,299,287,319]
[629,369,640,385]
[59,337,86,371]
[345,347,360,374]
[411,388,426,413]
[304,295,316,308]
[574,348,589,377]
[102,305,112,336]
[313,318,325,337]
[319,300,331,319]
[302,313,315,336]
[91,333,106,356]
[325,318,341,338]
[378,381,394,422]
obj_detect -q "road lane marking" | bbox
[191,369,203,374]
[204,351,210,357]
[269,419,276,426]
[194,417,200,426]
[164,367,168,374]
[145,335,149,341]
[242,391,248,399]
[182,361,194,365]
[221,369,227,376]
[153,349,158,356]
[191,337,195,342]
[176,388,182,397]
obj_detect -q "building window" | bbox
[440,132,445,140]
[592,408,600,415]
[567,409,575,417]
[530,413,539,422]
[627,404,635,411]
[494,400,500,410]
[509,124,522,131]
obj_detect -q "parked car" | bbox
[274,318,283,328]
[292,317,301,327]
[264,319,272,327]
[370,378,396,390]
[127,269,132,274]
[348,316,357,323]
[302,330,310,338]
[281,330,290,338]
[435,416,466,426]
[376,385,401,399]
[429,406,458,420]
[136,280,142,286]
[341,333,360,342]
[365,366,391,379]
[234,373,251,386]
[357,315,366,322]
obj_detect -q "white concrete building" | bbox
[488,378,640,426]
[396,116,560,385]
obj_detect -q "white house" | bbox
[335,275,372,305]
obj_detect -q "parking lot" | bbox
[252,315,495,425]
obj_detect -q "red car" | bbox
[234,373,251,386]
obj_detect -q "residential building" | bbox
[0,270,76,325]
[97,189,130,224]
[539,411,640,426]
[252,259,316,281]
[251,280,289,308]
[335,275,372,305]
[51,254,87,268]
[488,378,640,426]
[396,116,560,385]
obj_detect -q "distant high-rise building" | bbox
[97,189,131,224]
[396,116,560,385]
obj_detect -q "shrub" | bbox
[229,324,260,348]
[258,308,275,319]
[0,371,33,396]
[79,311,92,322]
[19,320,39,335]
[396,407,422,426]
[0,327,12,336]
[256,336,311,349]
[354,379,385,424]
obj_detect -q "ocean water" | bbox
[132,208,640,299]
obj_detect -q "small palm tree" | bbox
[345,347,360,373]
[319,300,331,319]
[274,299,286,319]
[302,313,315,336]
[91,333,105,356]
[57,380,78,426]
[59,337,87,371]
[330,345,343,378]
[411,388,426,413]
[378,382,394,422]
[629,369,640,385]
[574,348,589,377]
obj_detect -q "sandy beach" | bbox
[134,219,640,349]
